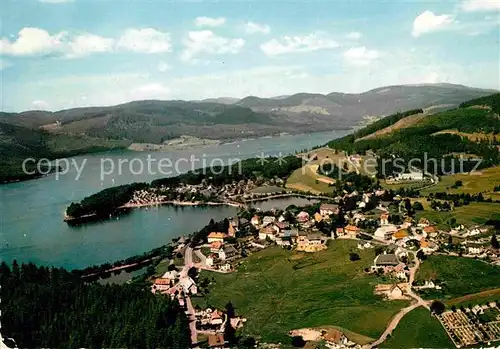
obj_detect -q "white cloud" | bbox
[343,46,380,66]
[412,11,455,37]
[181,30,244,62]
[131,83,170,100]
[346,32,362,40]
[32,100,50,110]
[260,33,339,56]
[0,27,66,56]
[117,28,172,53]
[67,34,114,58]
[0,27,172,58]
[461,0,500,12]
[194,16,226,27]
[245,21,271,34]
[157,60,171,72]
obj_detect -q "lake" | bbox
[0,130,348,269]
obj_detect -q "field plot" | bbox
[437,304,500,348]
[194,240,407,343]
[420,166,500,198]
[382,307,453,349]
[416,255,500,299]
[414,202,500,228]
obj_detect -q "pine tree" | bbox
[492,234,499,249]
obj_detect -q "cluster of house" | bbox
[194,308,247,348]
[205,219,242,272]
[151,269,198,307]
[251,204,340,252]
[370,250,410,281]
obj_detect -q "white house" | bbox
[468,246,484,255]
[374,225,398,240]
[394,171,424,181]
[207,232,226,244]
[262,216,276,226]
[319,204,339,217]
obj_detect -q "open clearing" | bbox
[382,307,453,348]
[420,166,500,198]
[286,148,377,194]
[415,202,500,228]
[446,287,500,308]
[432,129,497,142]
[194,240,407,343]
[356,112,427,141]
[416,255,500,300]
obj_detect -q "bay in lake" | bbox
[0,130,347,269]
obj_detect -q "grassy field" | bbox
[382,307,453,349]
[286,164,333,194]
[420,166,500,199]
[445,288,500,308]
[432,129,496,142]
[250,185,286,194]
[414,202,500,228]
[153,258,171,277]
[416,255,500,300]
[286,148,377,194]
[194,240,408,343]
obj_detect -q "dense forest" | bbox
[0,261,191,348]
[66,155,303,218]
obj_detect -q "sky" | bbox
[0,0,499,112]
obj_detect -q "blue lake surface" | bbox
[0,131,347,269]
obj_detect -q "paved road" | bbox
[194,248,208,267]
[180,245,197,344]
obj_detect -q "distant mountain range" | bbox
[0,83,497,183]
[1,83,495,143]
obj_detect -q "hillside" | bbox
[0,122,128,183]
[0,84,494,145]
[326,93,500,176]
[237,83,495,129]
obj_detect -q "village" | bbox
[146,183,500,349]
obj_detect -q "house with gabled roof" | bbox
[207,232,226,243]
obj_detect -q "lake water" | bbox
[0,130,348,269]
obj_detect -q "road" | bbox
[365,250,430,348]
[180,245,197,344]
[194,248,208,267]
[365,302,422,348]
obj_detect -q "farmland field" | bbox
[420,166,500,198]
[193,240,407,344]
[414,202,500,228]
[416,255,500,300]
[382,307,453,348]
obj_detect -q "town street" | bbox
[181,245,197,344]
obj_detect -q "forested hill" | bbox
[0,122,128,183]
[0,261,191,348]
[0,83,494,143]
[326,93,500,175]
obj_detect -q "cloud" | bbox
[181,30,244,62]
[131,83,170,100]
[343,46,380,66]
[245,21,271,34]
[32,100,50,110]
[346,32,362,40]
[157,60,171,72]
[67,34,114,58]
[117,28,172,53]
[194,16,226,27]
[0,27,67,56]
[260,33,339,56]
[412,11,455,37]
[461,0,500,12]
[0,27,172,58]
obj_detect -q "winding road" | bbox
[180,245,198,344]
